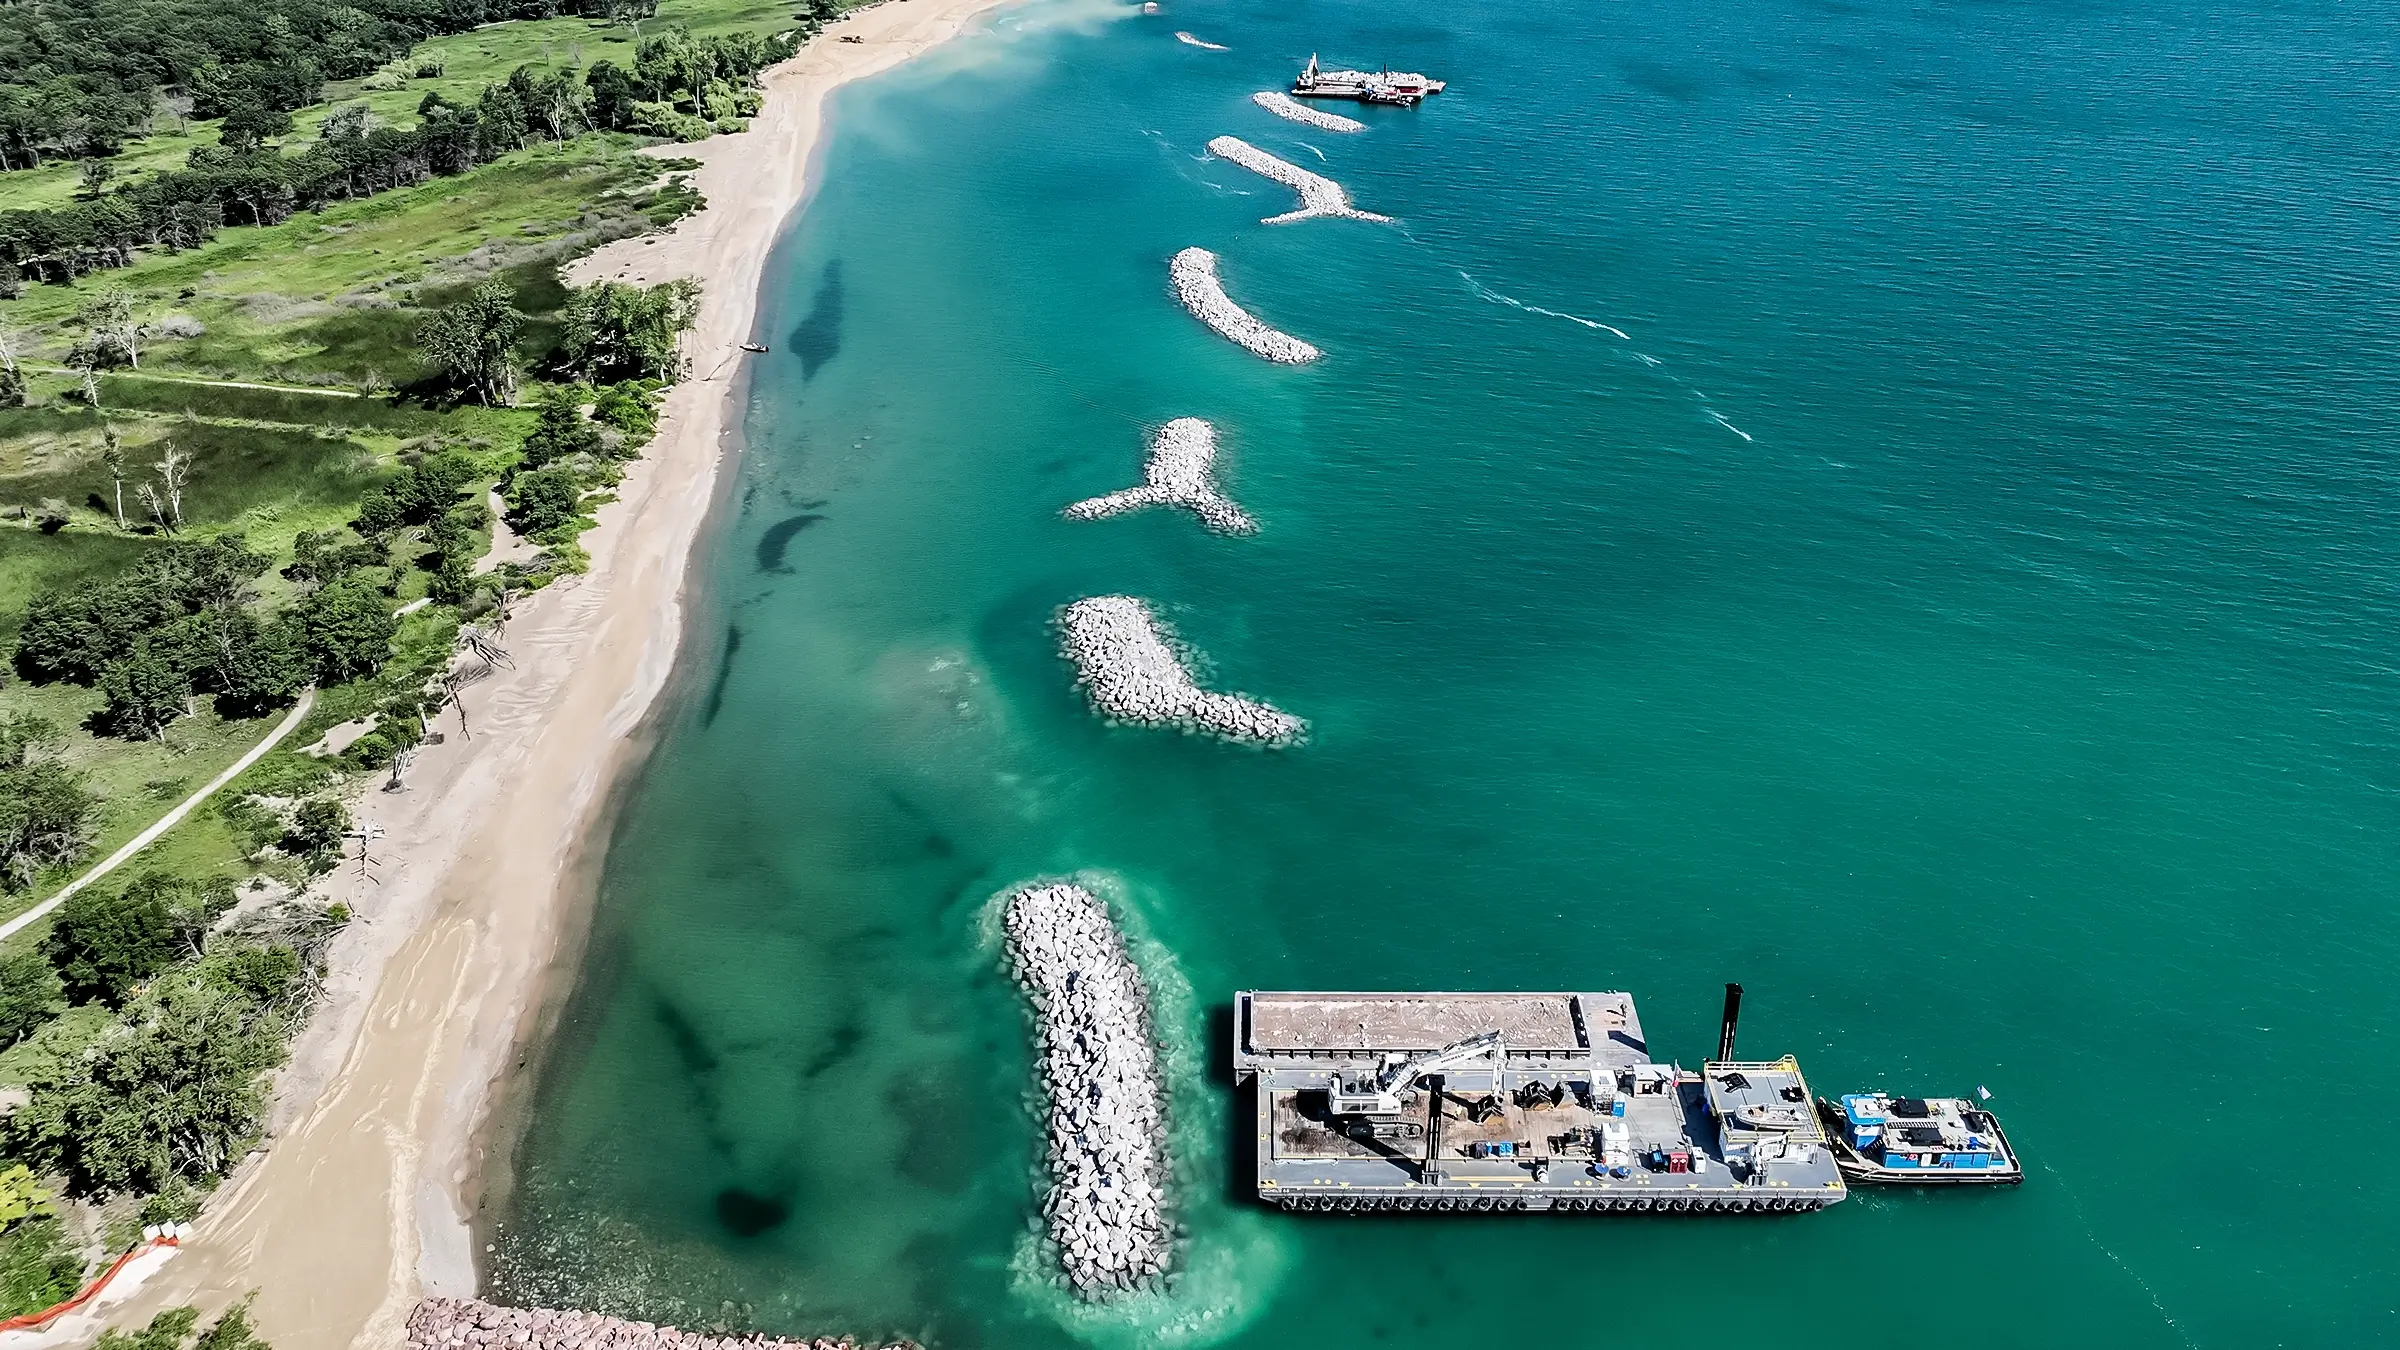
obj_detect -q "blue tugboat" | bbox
[1816,1092,2023,1186]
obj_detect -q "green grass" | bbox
[0,677,285,928]
[2,139,676,393]
[0,531,157,643]
[0,0,797,214]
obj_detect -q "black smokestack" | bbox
[1717,982,1744,1062]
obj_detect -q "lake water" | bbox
[487,0,2400,1345]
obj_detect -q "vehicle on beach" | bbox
[1816,1092,2023,1185]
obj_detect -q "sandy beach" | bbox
[72,2,1016,1343]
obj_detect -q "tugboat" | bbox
[1816,1092,2022,1186]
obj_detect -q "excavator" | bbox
[1325,1029,1506,1141]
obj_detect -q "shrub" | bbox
[0,1215,82,1319]
[282,797,348,861]
[505,465,584,539]
[0,946,63,1045]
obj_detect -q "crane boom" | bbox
[1329,1028,1505,1119]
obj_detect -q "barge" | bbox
[1292,54,1446,106]
[1230,986,1847,1214]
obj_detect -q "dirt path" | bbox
[0,688,317,945]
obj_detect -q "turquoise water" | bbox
[486,0,2400,1345]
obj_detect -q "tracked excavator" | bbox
[1325,1029,1506,1142]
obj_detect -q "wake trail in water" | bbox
[1707,411,1754,442]
[1458,271,1630,339]
[1299,142,1327,162]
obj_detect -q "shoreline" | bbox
[87,2,1021,1344]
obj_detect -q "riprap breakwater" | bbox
[406,1299,917,1350]
[1206,135,1388,224]
[1059,595,1305,744]
[1169,248,1319,364]
[1064,418,1256,535]
[1251,91,1365,133]
[1002,882,1172,1296]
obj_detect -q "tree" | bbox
[95,646,192,741]
[427,553,478,607]
[1,966,290,1196]
[414,280,521,405]
[211,613,310,716]
[77,159,114,198]
[0,716,95,892]
[299,580,395,684]
[0,1166,50,1229]
[558,278,702,382]
[47,873,184,1005]
[0,947,61,1045]
[516,388,604,472]
[77,288,143,370]
[505,464,583,538]
[0,327,22,411]
[101,425,128,528]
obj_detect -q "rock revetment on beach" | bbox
[1169,248,1320,364]
[1205,135,1389,225]
[405,1298,918,1350]
[1002,882,1172,1296]
[1058,595,1305,744]
[1064,417,1257,535]
[1250,90,1365,133]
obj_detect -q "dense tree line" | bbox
[1,28,800,285]
[10,530,405,745]
[0,0,648,169]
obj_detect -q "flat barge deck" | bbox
[1232,990,1847,1214]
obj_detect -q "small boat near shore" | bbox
[740,341,770,353]
[1816,1092,2023,1186]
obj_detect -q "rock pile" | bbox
[1205,136,1388,225]
[405,1299,915,1350]
[1064,418,1257,535]
[1250,91,1365,134]
[1058,596,1305,744]
[1002,882,1171,1295]
[1169,248,1319,364]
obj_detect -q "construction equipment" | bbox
[1327,1029,1505,1121]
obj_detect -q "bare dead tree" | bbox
[101,425,127,529]
[135,480,169,532]
[154,441,191,529]
[383,743,415,792]
[347,822,386,885]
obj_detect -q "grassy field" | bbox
[0,0,794,213]
[1,137,682,387]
